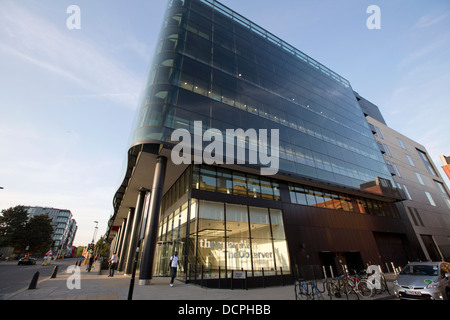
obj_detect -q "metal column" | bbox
[124,188,149,275]
[115,219,126,260]
[139,156,167,285]
[117,208,135,272]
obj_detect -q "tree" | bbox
[24,214,53,255]
[95,236,110,258]
[0,206,28,249]
[76,246,84,257]
[0,206,53,255]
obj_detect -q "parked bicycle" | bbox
[325,272,373,300]
[294,279,326,300]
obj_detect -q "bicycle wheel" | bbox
[311,286,324,300]
[358,279,374,297]
[327,279,343,299]
[295,281,309,300]
[343,279,359,300]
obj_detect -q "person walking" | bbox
[169,251,180,287]
[108,253,119,277]
[87,255,95,272]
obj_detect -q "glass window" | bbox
[305,188,317,206]
[434,180,448,195]
[340,195,354,212]
[272,181,281,201]
[225,203,251,272]
[197,201,225,277]
[295,186,308,206]
[216,167,232,194]
[397,137,407,150]
[187,199,198,271]
[178,203,189,241]
[269,209,285,240]
[260,177,274,200]
[375,126,383,139]
[417,149,437,176]
[192,165,200,190]
[247,174,261,198]
[313,189,326,208]
[415,172,425,185]
[384,144,392,157]
[425,191,436,206]
[167,212,174,242]
[406,154,415,167]
[393,163,401,177]
[249,207,275,275]
[172,208,181,240]
[357,198,367,214]
[270,209,290,273]
[249,207,271,239]
[322,192,335,209]
[288,184,296,203]
[403,184,412,200]
[232,171,247,196]
[199,166,216,191]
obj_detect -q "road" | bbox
[0,257,82,300]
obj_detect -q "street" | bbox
[0,257,82,300]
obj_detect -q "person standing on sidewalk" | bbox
[87,255,95,272]
[108,253,119,277]
[169,251,180,287]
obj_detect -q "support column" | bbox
[139,156,167,285]
[124,188,149,275]
[115,219,126,261]
[112,227,121,254]
[118,208,135,272]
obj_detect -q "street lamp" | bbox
[91,221,99,244]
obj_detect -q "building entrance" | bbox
[319,252,365,277]
[154,240,184,276]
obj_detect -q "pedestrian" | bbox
[169,251,180,287]
[108,252,119,277]
[88,255,94,272]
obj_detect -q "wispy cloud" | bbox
[415,12,449,28]
[0,1,143,109]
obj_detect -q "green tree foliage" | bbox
[0,206,53,254]
[24,214,53,254]
[95,236,110,258]
[0,206,28,249]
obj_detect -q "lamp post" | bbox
[91,221,99,244]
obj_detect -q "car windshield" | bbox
[400,264,439,276]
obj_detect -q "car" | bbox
[17,257,37,265]
[393,261,450,300]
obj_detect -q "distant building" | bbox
[366,116,450,261]
[441,155,450,181]
[25,206,77,256]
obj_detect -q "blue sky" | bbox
[0,0,449,247]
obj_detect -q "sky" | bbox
[0,0,449,247]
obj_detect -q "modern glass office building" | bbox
[107,0,428,287]
[25,206,78,256]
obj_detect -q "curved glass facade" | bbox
[131,0,394,189]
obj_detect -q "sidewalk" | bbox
[5,261,396,300]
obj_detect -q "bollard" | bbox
[29,271,40,289]
[50,265,58,278]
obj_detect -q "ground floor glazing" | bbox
[153,198,291,283]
